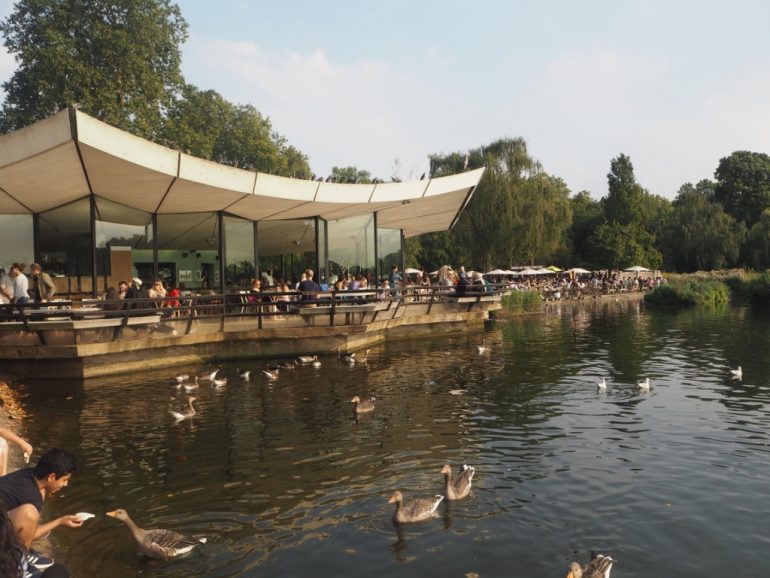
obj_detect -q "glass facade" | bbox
[377,228,402,284]
[224,215,255,291]
[94,197,153,290]
[257,219,316,286]
[156,213,220,292]
[38,198,93,293]
[8,199,403,297]
[327,214,375,285]
[0,214,34,272]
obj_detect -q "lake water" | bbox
[14,298,770,577]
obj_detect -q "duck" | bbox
[597,377,607,391]
[350,395,375,413]
[441,464,475,500]
[477,339,487,354]
[169,396,197,421]
[637,377,650,391]
[730,366,742,380]
[566,552,614,578]
[236,368,250,380]
[297,355,318,364]
[262,368,279,381]
[106,508,207,560]
[388,490,444,524]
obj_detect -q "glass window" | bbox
[94,197,153,291]
[377,228,402,284]
[0,214,33,273]
[156,213,220,292]
[38,198,93,293]
[257,219,316,287]
[327,214,375,285]
[224,216,255,291]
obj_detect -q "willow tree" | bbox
[0,0,188,135]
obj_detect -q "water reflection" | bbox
[12,299,770,576]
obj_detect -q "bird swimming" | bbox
[637,377,650,391]
[388,490,444,524]
[350,395,375,413]
[169,396,197,422]
[597,377,607,391]
[566,552,614,578]
[106,508,207,560]
[731,366,742,380]
[441,464,475,500]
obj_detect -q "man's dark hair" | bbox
[33,448,78,480]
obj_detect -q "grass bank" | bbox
[645,270,770,306]
[498,290,543,316]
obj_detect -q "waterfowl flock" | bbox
[144,346,615,574]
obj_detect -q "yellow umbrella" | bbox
[546,265,562,272]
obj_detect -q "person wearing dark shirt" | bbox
[0,448,82,552]
[298,269,320,301]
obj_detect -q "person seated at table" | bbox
[164,283,181,309]
[103,286,122,311]
[275,282,292,313]
[149,280,166,300]
[248,278,262,303]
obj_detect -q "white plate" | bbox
[74,512,95,522]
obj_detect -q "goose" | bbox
[637,377,650,391]
[477,339,487,354]
[597,377,607,391]
[312,359,322,368]
[566,552,614,578]
[388,491,444,524]
[441,464,475,500]
[106,509,207,560]
[730,366,742,380]
[169,397,197,421]
[297,355,318,364]
[277,361,298,370]
[359,349,370,364]
[172,374,189,384]
[199,368,219,382]
[236,368,250,380]
[350,395,375,413]
[262,368,279,381]
[337,348,356,365]
[182,376,199,392]
[212,377,228,387]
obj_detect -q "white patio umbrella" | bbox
[624,265,650,272]
[520,268,540,275]
[484,268,509,275]
[566,267,591,274]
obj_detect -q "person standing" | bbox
[9,264,29,307]
[29,264,56,303]
[0,268,12,305]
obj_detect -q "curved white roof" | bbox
[0,109,483,238]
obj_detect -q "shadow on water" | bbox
[10,298,770,577]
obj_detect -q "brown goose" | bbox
[566,552,614,578]
[169,396,197,421]
[106,508,207,560]
[350,395,375,413]
[388,490,444,524]
[441,463,475,500]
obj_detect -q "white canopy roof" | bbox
[0,108,484,238]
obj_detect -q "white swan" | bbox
[637,377,650,391]
[597,377,607,391]
[730,366,742,380]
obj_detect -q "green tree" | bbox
[713,151,770,227]
[663,180,744,271]
[0,0,188,135]
[603,154,644,225]
[585,222,662,270]
[568,191,603,266]
[745,209,770,269]
[330,166,373,184]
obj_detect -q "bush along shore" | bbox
[645,270,770,306]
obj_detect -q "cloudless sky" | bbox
[1,0,769,198]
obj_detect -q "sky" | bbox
[1,0,769,199]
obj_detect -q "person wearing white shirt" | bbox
[9,264,29,305]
